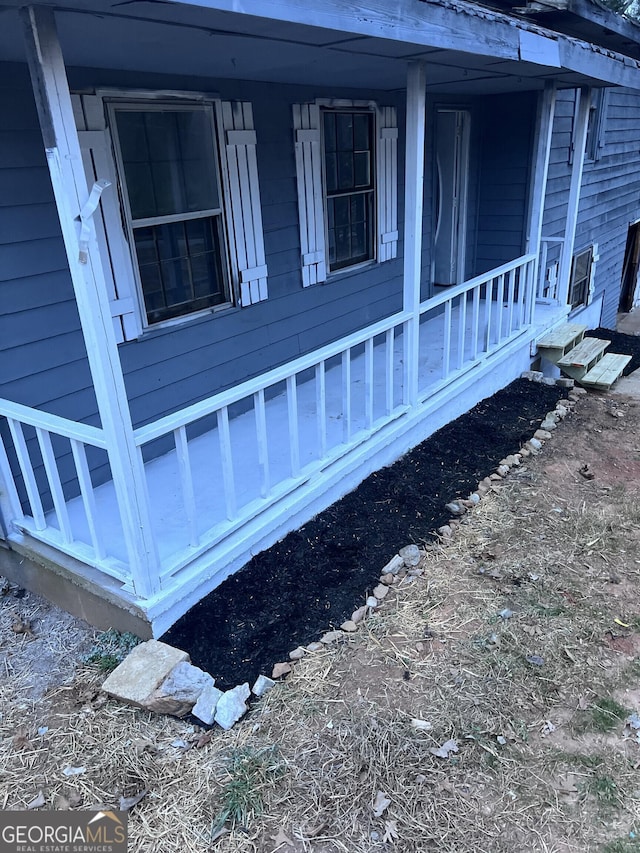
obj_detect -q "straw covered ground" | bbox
[2,386,640,852]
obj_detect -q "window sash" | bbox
[108,100,231,327]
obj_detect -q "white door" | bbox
[432,109,470,287]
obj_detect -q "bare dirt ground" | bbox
[2,385,640,853]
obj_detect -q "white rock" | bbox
[366,596,378,608]
[320,630,343,644]
[192,681,224,725]
[351,606,367,624]
[214,683,251,730]
[445,501,466,516]
[306,641,324,652]
[251,675,276,698]
[101,640,189,708]
[399,544,421,566]
[529,437,542,450]
[340,620,358,632]
[289,647,306,660]
[381,554,404,575]
[147,661,216,717]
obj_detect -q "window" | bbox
[322,110,375,272]
[293,101,398,287]
[569,245,597,309]
[111,104,228,324]
[570,88,607,165]
[73,93,269,341]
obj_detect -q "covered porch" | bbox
[0,0,636,633]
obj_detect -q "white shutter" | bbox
[587,243,599,305]
[219,101,268,307]
[293,103,326,286]
[377,106,399,262]
[71,94,141,343]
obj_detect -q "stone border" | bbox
[100,373,586,730]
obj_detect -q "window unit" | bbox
[110,103,230,325]
[569,244,598,309]
[72,92,269,342]
[570,88,607,165]
[293,100,398,286]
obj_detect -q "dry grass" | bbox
[3,393,640,852]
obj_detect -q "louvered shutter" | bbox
[377,107,399,262]
[219,102,268,307]
[293,103,326,286]
[71,94,141,343]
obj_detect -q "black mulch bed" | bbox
[587,327,640,375]
[163,379,562,689]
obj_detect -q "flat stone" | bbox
[373,584,389,600]
[306,642,323,652]
[534,429,551,441]
[192,681,224,725]
[519,446,531,458]
[477,483,489,496]
[101,640,189,708]
[468,492,481,504]
[289,647,306,660]
[320,630,343,644]
[366,596,378,608]
[272,662,292,679]
[541,377,557,386]
[489,473,503,481]
[505,455,520,467]
[529,437,543,450]
[380,573,395,585]
[496,465,510,477]
[214,683,250,731]
[448,519,460,529]
[570,386,587,396]
[445,501,466,515]
[438,525,452,538]
[521,370,543,382]
[399,544,421,566]
[461,499,475,509]
[540,418,557,431]
[555,405,568,419]
[146,661,215,717]
[481,477,493,489]
[555,377,574,388]
[351,606,367,624]
[381,554,404,575]
[340,620,358,632]
[251,675,276,698]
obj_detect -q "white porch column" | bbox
[557,87,591,306]
[402,61,427,407]
[21,6,160,598]
[526,81,557,293]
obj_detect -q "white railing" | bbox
[0,399,133,587]
[537,236,565,302]
[418,253,537,397]
[0,253,537,596]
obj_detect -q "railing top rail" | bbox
[134,309,412,446]
[0,399,107,448]
[419,253,536,315]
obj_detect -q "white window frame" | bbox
[107,98,234,331]
[73,88,269,342]
[570,88,608,166]
[569,243,598,309]
[293,98,398,287]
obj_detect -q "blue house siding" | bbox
[543,87,640,328]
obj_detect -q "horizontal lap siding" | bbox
[0,64,100,512]
[475,93,535,276]
[543,88,640,329]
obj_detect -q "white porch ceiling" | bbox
[0,0,630,92]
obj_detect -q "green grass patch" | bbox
[590,698,630,733]
[83,629,141,673]
[214,745,283,830]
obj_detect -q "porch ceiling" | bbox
[0,0,638,92]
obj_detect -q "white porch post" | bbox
[557,87,591,307]
[526,81,557,312]
[21,6,161,598]
[402,61,427,407]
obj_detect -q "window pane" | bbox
[133,216,226,323]
[337,152,354,190]
[354,113,371,151]
[325,153,338,193]
[354,152,371,188]
[116,108,220,220]
[333,195,350,228]
[336,113,354,151]
[323,111,336,153]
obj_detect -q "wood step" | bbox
[557,336,609,369]
[580,353,632,390]
[537,324,587,362]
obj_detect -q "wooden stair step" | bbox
[537,324,587,361]
[580,353,632,390]
[557,336,609,369]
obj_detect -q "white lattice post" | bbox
[21,6,160,597]
[558,87,591,307]
[402,61,427,406]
